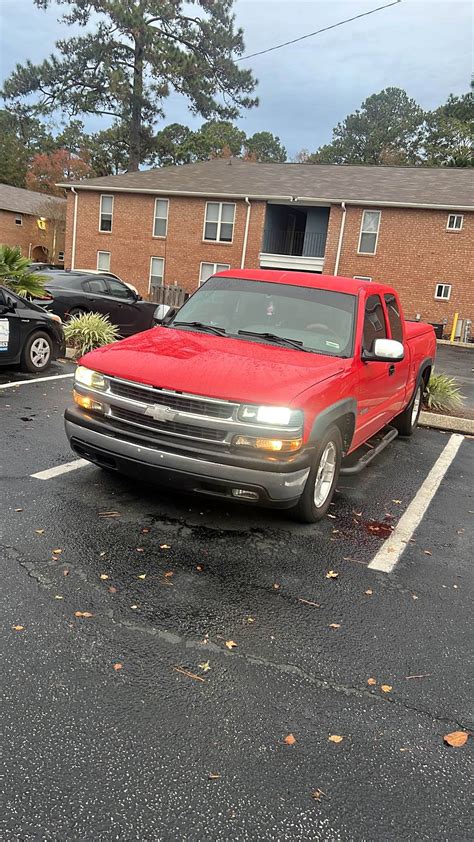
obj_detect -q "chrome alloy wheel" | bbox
[313,441,337,507]
[30,336,51,368]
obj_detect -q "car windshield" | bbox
[171,277,356,357]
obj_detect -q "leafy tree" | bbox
[423,93,473,167]
[244,131,287,162]
[26,148,93,195]
[309,88,425,165]
[190,120,247,159]
[0,111,28,187]
[2,0,258,171]
[87,122,155,175]
[153,122,196,167]
[0,245,47,298]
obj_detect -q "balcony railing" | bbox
[262,228,326,258]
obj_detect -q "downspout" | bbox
[334,201,347,276]
[70,187,78,269]
[240,197,251,268]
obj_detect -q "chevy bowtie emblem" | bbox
[144,405,178,422]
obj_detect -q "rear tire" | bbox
[20,330,53,373]
[67,307,87,319]
[292,425,342,523]
[393,383,423,436]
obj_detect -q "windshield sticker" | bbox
[0,319,9,351]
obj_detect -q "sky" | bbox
[0,0,471,159]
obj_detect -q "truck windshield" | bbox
[171,277,356,357]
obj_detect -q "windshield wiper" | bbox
[237,330,310,352]
[172,321,227,336]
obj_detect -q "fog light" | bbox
[73,390,104,413]
[233,435,302,452]
[231,489,259,500]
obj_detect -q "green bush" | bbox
[64,311,120,358]
[423,370,464,412]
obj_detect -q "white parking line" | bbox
[31,459,90,480]
[0,373,74,389]
[368,433,464,573]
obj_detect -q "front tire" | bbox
[292,425,342,523]
[67,307,87,320]
[393,383,423,436]
[20,331,53,373]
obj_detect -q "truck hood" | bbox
[81,327,345,405]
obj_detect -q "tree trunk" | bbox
[128,38,144,172]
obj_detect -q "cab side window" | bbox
[384,293,403,342]
[107,279,132,300]
[363,294,386,351]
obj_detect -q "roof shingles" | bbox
[0,184,66,216]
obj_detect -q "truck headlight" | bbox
[238,404,302,426]
[74,366,106,391]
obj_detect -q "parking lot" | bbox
[1,365,473,840]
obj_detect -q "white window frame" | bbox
[99,194,114,233]
[15,215,22,226]
[97,251,111,272]
[203,201,236,244]
[353,276,372,282]
[153,198,169,238]
[58,251,65,262]
[434,283,451,301]
[199,261,231,286]
[149,256,165,292]
[357,210,381,255]
[446,214,463,231]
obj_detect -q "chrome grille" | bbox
[109,379,235,419]
[111,406,227,442]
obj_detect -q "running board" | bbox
[340,426,399,475]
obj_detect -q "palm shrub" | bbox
[64,312,120,358]
[0,244,47,298]
[423,370,464,412]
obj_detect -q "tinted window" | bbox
[384,294,403,342]
[107,279,132,299]
[82,278,108,294]
[363,294,386,351]
[41,272,85,288]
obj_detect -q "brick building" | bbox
[61,159,473,329]
[0,183,66,264]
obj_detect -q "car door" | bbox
[81,276,113,317]
[105,278,149,336]
[354,293,397,445]
[0,288,22,363]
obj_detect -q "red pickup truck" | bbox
[65,271,436,522]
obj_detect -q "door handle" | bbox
[388,364,395,376]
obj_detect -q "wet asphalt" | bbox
[0,362,473,841]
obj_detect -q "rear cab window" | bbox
[384,293,403,342]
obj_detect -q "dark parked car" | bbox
[32,271,158,337]
[0,285,65,372]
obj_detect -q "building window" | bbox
[435,283,451,301]
[199,262,231,285]
[149,257,165,291]
[353,276,372,281]
[204,202,235,243]
[447,214,463,231]
[358,210,381,255]
[15,215,22,226]
[153,198,169,237]
[99,195,114,232]
[58,251,64,262]
[97,251,111,271]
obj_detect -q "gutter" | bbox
[241,197,251,268]
[334,201,347,275]
[55,184,473,212]
[70,187,78,270]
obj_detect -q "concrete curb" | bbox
[436,339,473,349]
[419,410,474,435]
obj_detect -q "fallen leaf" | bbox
[63,569,69,576]
[365,589,373,596]
[392,499,402,504]
[311,788,326,801]
[113,663,123,671]
[381,684,392,693]
[108,586,117,594]
[12,625,24,631]
[100,573,109,580]
[131,604,138,609]
[246,617,255,624]
[208,773,221,780]
[298,598,320,607]
[424,550,432,556]
[225,640,238,650]
[52,549,62,555]
[173,666,205,682]
[160,544,171,549]
[283,734,296,745]
[329,623,341,629]
[327,513,337,519]
[328,735,344,743]
[332,529,340,534]
[35,529,45,534]
[99,551,106,557]
[412,594,419,600]
[142,528,150,533]
[199,661,211,672]
[196,565,203,571]
[273,583,280,589]
[352,510,362,517]
[74,611,93,618]
[443,731,469,747]
[164,571,174,578]
[15,508,23,512]
[54,595,63,600]
[326,570,339,579]
[136,547,144,552]
[137,574,146,580]
[367,677,377,686]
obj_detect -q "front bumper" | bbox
[64,414,310,506]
